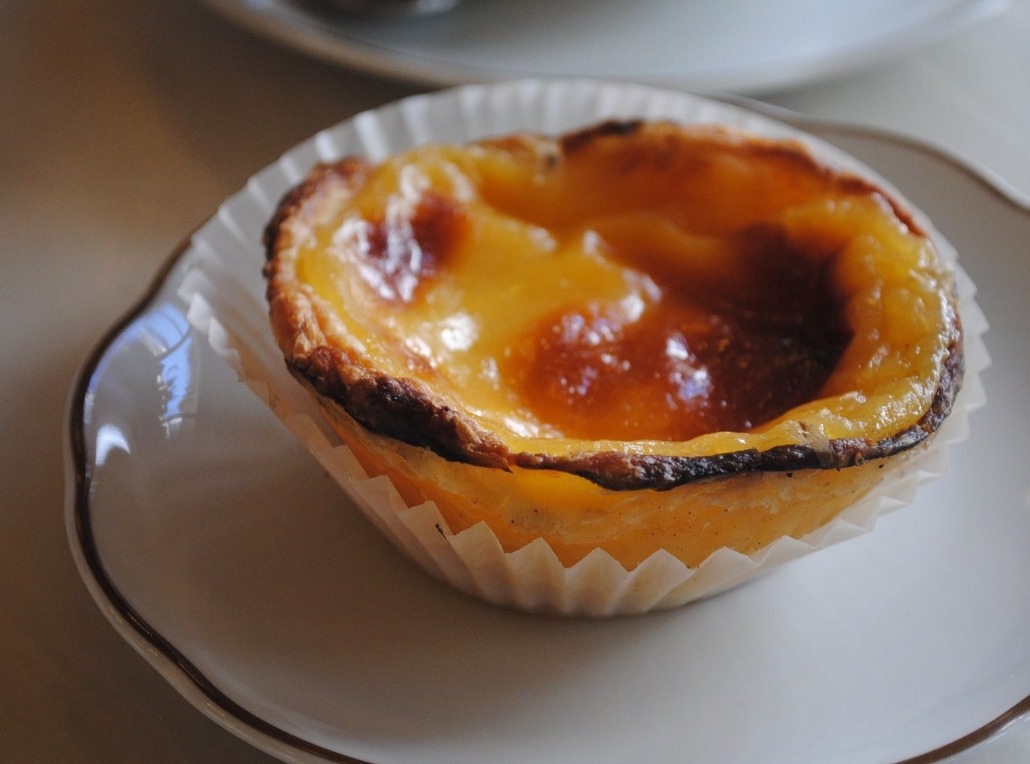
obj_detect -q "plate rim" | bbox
[63,236,371,764]
[64,105,1030,764]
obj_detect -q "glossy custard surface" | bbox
[292,126,953,457]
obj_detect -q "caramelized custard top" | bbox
[283,122,956,456]
[509,294,843,442]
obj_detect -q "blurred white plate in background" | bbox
[197,0,1006,93]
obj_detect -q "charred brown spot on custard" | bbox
[508,295,845,443]
[559,119,646,154]
[727,222,850,341]
[354,191,468,304]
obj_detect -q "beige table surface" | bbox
[2,1,1028,762]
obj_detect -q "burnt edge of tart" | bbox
[263,122,966,493]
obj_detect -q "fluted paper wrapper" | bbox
[178,80,988,616]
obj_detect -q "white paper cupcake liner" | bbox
[177,79,988,617]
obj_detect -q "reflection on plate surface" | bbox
[67,82,1030,764]
[198,0,1007,93]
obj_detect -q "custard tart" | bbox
[263,119,963,571]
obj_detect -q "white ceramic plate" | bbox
[67,82,1030,763]
[197,0,1008,94]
